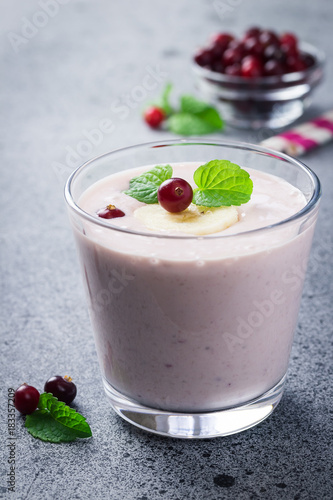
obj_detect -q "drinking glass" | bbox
[65,139,320,438]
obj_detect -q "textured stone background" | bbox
[1,1,332,499]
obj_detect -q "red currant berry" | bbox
[223,47,243,66]
[286,56,306,73]
[264,59,284,76]
[241,55,264,78]
[244,27,262,39]
[227,40,245,52]
[44,375,77,405]
[259,30,279,48]
[97,204,125,219]
[225,63,242,76]
[210,32,234,49]
[14,384,40,414]
[281,42,298,58]
[280,32,298,51]
[244,36,264,57]
[301,53,315,68]
[144,106,165,129]
[264,44,285,62]
[194,48,215,67]
[209,33,234,59]
[157,178,193,213]
[211,60,225,73]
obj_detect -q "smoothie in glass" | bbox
[65,140,320,438]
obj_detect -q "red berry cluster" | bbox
[14,376,77,414]
[194,27,315,78]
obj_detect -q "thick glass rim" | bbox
[64,139,321,240]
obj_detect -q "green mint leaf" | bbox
[167,112,216,136]
[159,82,173,115]
[150,82,173,115]
[124,164,173,203]
[25,410,78,443]
[167,107,223,136]
[180,95,212,114]
[193,160,253,207]
[25,393,92,443]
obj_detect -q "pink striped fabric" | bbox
[279,132,318,150]
[311,118,333,134]
[261,111,333,156]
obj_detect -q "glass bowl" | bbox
[192,42,325,130]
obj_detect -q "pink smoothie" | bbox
[73,163,316,412]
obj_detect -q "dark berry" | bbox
[210,32,234,48]
[144,106,165,128]
[227,39,245,52]
[44,375,77,405]
[301,53,315,68]
[259,30,279,48]
[280,32,298,50]
[194,48,214,67]
[244,36,264,57]
[285,56,307,73]
[281,42,298,58]
[244,27,261,39]
[14,384,40,414]
[264,59,284,76]
[157,178,193,213]
[211,60,225,73]
[225,63,242,76]
[223,47,243,66]
[241,55,264,78]
[263,44,285,62]
[97,204,125,219]
[209,33,234,56]
[194,27,316,79]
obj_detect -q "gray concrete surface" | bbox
[1,1,332,499]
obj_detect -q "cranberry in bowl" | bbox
[193,28,325,129]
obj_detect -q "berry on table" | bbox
[158,178,193,213]
[44,375,77,405]
[97,204,125,219]
[144,106,165,128]
[14,384,40,414]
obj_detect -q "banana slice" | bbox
[134,204,238,235]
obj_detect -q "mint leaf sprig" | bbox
[193,160,253,207]
[148,83,224,136]
[25,393,92,443]
[153,82,174,116]
[124,160,253,207]
[124,164,173,203]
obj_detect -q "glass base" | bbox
[103,376,286,439]
[217,99,306,130]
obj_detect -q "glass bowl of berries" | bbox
[193,27,325,129]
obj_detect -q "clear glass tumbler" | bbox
[65,139,321,438]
